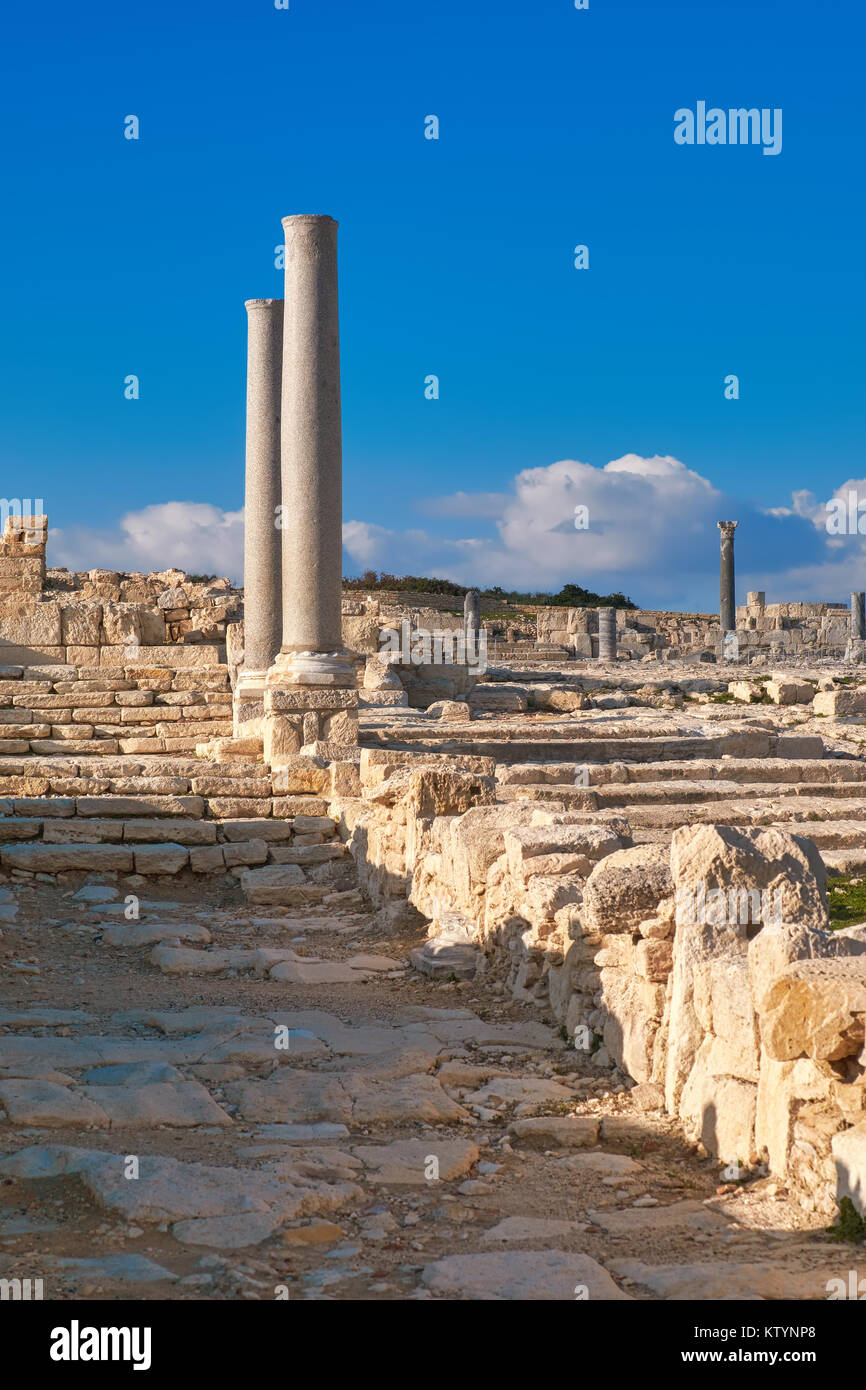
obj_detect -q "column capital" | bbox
[718,520,739,537]
[245,298,283,310]
[281,213,339,231]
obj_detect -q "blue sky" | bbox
[0,0,864,608]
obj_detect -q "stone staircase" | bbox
[495,748,866,871]
[0,660,351,881]
[0,663,233,756]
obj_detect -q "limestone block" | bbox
[755,1055,828,1175]
[76,795,204,818]
[133,843,189,874]
[0,843,133,873]
[271,750,328,795]
[747,922,860,1014]
[582,844,672,936]
[765,678,815,706]
[189,845,227,873]
[813,689,866,717]
[42,819,118,844]
[272,796,330,818]
[60,604,103,646]
[222,839,269,868]
[207,798,272,819]
[363,657,404,691]
[505,824,621,883]
[121,820,217,845]
[269,843,345,865]
[99,602,141,646]
[240,863,307,905]
[323,709,358,743]
[330,758,361,798]
[221,819,292,842]
[760,957,866,1061]
[601,970,665,1083]
[469,686,528,713]
[0,600,61,646]
[266,687,358,713]
[100,645,225,668]
[670,824,828,931]
[832,1120,866,1215]
[408,767,495,818]
[427,700,471,720]
[678,1069,758,1163]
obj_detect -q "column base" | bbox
[233,667,269,740]
[263,651,359,765]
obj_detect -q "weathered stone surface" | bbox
[508,1116,600,1149]
[122,819,217,845]
[77,1080,231,1127]
[225,1071,468,1126]
[0,1145,357,1245]
[102,922,211,947]
[239,864,307,905]
[0,1080,108,1126]
[352,1138,478,1184]
[670,824,828,931]
[583,844,672,936]
[480,1216,587,1244]
[610,1258,846,1300]
[760,957,866,1061]
[421,1251,630,1300]
[0,843,133,872]
[133,843,189,874]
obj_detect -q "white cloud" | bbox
[50,502,244,581]
[344,454,728,601]
[42,459,866,612]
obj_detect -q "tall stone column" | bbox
[718,521,738,634]
[597,606,617,661]
[265,214,357,763]
[234,299,284,738]
[852,593,865,640]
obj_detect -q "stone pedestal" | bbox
[235,298,284,739]
[264,665,359,763]
[264,214,357,765]
[718,521,738,634]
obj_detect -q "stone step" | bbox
[500,778,866,810]
[596,780,866,808]
[769,818,866,849]
[364,732,823,763]
[497,757,855,787]
[822,848,866,875]
[616,797,866,831]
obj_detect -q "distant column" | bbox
[852,592,865,640]
[241,298,283,675]
[597,606,617,661]
[718,521,738,633]
[464,589,480,639]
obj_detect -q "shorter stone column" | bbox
[464,588,481,664]
[852,593,865,640]
[464,589,480,639]
[597,606,617,661]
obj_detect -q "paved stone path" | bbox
[0,878,856,1300]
